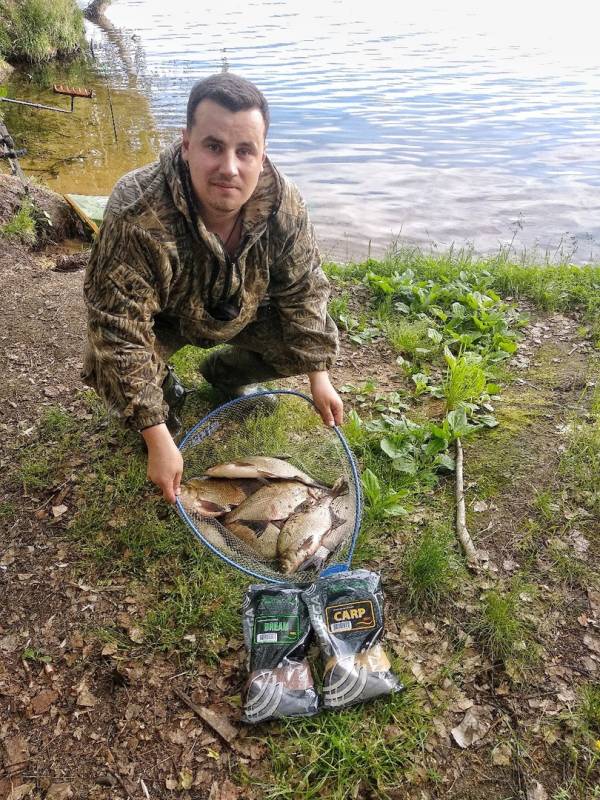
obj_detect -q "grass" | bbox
[0,199,37,245]
[0,0,85,63]
[262,678,430,800]
[6,247,600,797]
[401,524,460,609]
[472,585,533,665]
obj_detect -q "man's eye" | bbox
[207,143,220,152]
[238,148,251,157]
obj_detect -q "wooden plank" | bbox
[63,193,108,235]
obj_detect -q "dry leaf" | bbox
[492,742,512,766]
[28,688,58,716]
[165,777,178,790]
[128,627,144,644]
[526,780,548,800]
[51,504,68,518]
[451,706,492,748]
[4,736,29,775]
[7,783,35,800]
[473,500,488,513]
[179,769,193,790]
[76,681,97,707]
[584,634,600,654]
[46,784,74,800]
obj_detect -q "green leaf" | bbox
[443,346,456,368]
[435,452,456,471]
[446,407,472,438]
[380,437,408,460]
[478,414,499,428]
[498,339,518,353]
[383,504,409,517]
[427,327,443,344]
[392,455,418,475]
[485,383,501,395]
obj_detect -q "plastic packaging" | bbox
[302,569,403,709]
[241,584,319,723]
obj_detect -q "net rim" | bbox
[175,388,363,585]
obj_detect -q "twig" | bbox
[105,767,133,799]
[455,437,478,567]
[107,86,118,143]
[173,686,238,745]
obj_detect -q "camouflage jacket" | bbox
[82,140,339,431]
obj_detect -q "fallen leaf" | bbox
[179,769,193,791]
[28,689,58,716]
[584,635,600,655]
[588,589,600,615]
[46,784,74,800]
[76,681,97,707]
[101,642,118,657]
[527,780,548,800]
[165,777,178,790]
[578,613,589,627]
[4,736,29,775]
[451,706,493,748]
[473,500,488,513]
[128,627,144,644]
[52,504,68,518]
[492,742,512,766]
[7,783,35,800]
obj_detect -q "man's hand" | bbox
[308,370,344,427]
[141,423,183,503]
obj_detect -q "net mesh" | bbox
[176,390,362,584]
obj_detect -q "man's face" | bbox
[181,98,266,218]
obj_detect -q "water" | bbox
[4,0,600,262]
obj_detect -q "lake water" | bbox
[5,0,600,263]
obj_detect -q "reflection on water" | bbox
[3,0,600,262]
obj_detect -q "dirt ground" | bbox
[1,175,599,800]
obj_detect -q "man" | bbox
[82,73,343,504]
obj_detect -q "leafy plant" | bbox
[361,468,409,518]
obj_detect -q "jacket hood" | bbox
[159,138,283,238]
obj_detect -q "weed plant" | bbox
[0,200,37,245]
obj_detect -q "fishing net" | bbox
[176,389,362,584]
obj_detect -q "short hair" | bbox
[186,73,270,136]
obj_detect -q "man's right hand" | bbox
[141,423,183,503]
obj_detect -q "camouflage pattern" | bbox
[82,140,339,431]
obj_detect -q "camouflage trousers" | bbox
[155,303,331,391]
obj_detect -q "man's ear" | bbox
[181,127,190,160]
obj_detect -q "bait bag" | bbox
[242,584,319,723]
[302,569,403,709]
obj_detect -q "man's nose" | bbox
[219,149,238,177]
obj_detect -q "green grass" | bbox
[0,200,37,245]
[263,678,430,800]
[473,585,534,665]
[402,525,460,609]
[0,0,85,63]
[382,316,431,358]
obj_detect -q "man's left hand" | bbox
[308,370,344,427]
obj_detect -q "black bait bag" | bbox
[241,584,319,723]
[302,569,403,709]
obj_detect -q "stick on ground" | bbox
[455,437,479,567]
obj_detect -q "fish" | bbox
[297,489,353,571]
[179,477,261,518]
[277,478,347,574]
[226,519,281,560]
[224,480,323,526]
[205,456,328,488]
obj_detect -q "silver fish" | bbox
[179,477,261,518]
[225,519,281,560]
[224,480,321,526]
[205,456,327,488]
[298,490,353,571]
[277,479,347,574]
